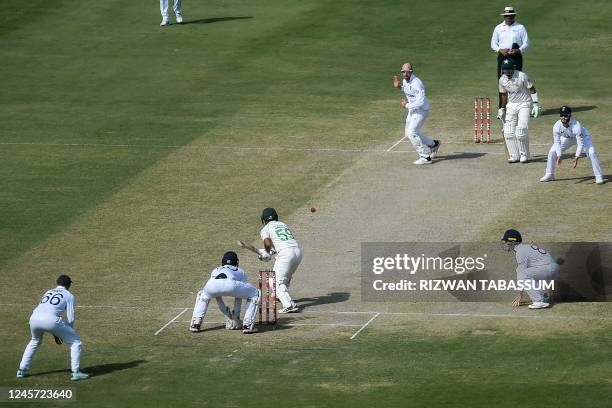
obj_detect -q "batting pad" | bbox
[516,127,530,157]
[503,124,520,160]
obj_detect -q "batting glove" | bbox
[497,108,506,121]
[531,103,542,118]
[258,249,272,262]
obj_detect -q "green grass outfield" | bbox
[1,0,611,406]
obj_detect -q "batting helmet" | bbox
[261,208,278,224]
[56,275,72,289]
[222,251,239,266]
[501,58,515,70]
[501,229,522,243]
[559,106,572,116]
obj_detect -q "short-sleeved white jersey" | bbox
[490,21,530,53]
[260,221,299,252]
[514,243,556,274]
[499,71,533,104]
[401,75,430,112]
[552,118,592,157]
[210,265,247,282]
[32,286,76,325]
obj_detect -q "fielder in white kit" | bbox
[258,208,302,313]
[540,106,605,185]
[498,58,541,163]
[501,229,559,309]
[16,275,89,380]
[160,0,182,26]
[190,251,260,334]
[392,63,441,165]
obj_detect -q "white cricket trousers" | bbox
[545,136,603,179]
[405,109,435,158]
[19,314,82,372]
[517,264,559,303]
[160,0,182,18]
[193,279,260,325]
[273,247,302,308]
[504,101,531,159]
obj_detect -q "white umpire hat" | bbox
[500,6,517,16]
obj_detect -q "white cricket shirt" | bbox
[260,221,299,252]
[499,71,533,104]
[32,286,76,325]
[490,21,530,53]
[552,118,592,157]
[401,74,430,112]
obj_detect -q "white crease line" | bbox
[337,310,555,319]
[386,137,406,152]
[178,320,363,328]
[2,141,610,157]
[350,312,380,340]
[0,303,187,310]
[4,303,609,321]
[155,308,189,336]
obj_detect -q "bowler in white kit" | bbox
[16,275,89,381]
[392,63,441,165]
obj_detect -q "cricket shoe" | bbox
[71,371,90,381]
[278,305,300,314]
[519,155,529,163]
[176,14,183,23]
[430,140,441,158]
[16,369,28,378]
[540,174,554,182]
[242,325,258,334]
[190,318,202,333]
[160,18,169,26]
[507,156,519,163]
[413,157,432,165]
[528,302,550,309]
[595,177,605,185]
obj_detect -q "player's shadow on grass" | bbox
[295,292,350,308]
[83,360,148,376]
[541,105,597,116]
[435,152,486,162]
[182,16,253,25]
[523,154,549,163]
[550,174,610,184]
[530,152,581,163]
[30,360,147,377]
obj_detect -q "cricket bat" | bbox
[237,240,260,255]
[499,117,510,160]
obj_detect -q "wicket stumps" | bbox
[258,270,277,325]
[473,96,491,143]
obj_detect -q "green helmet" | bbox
[261,208,278,224]
[501,58,515,70]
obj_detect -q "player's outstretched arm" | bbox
[392,74,401,89]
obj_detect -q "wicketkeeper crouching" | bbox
[190,251,260,334]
